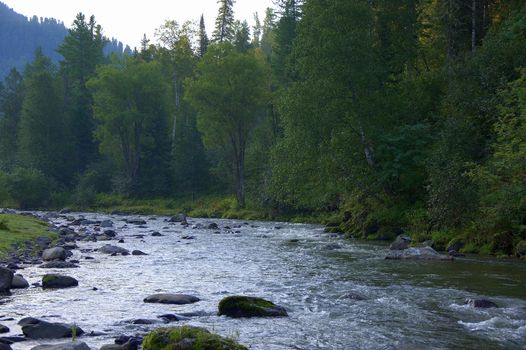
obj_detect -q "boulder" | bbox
[0,344,11,350]
[0,267,14,294]
[11,274,29,289]
[42,247,67,261]
[35,236,53,248]
[385,247,453,261]
[0,325,8,334]
[158,314,190,322]
[389,235,411,250]
[98,245,129,255]
[143,293,200,305]
[168,214,187,224]
[31,341,91,350]
[42,274,78,289]
[39,261,79,268]
[58,208,72,214]
[100,342,137,350]
[218,296,288,318]
[142,326,247,350]
[151,232,162,237]
[464,298,498,308]
[19,318,84,339]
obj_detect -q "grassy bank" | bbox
[0,213,57,259]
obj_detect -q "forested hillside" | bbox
[0,0,525,258]
[0,2,128,78]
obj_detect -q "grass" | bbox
[0,213,57,259]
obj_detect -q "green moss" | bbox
[218,296,287,318]
[142,326,247,350]
[0,214,57,259]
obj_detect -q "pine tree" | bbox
[198,14,209,58]
[252,12,262,48]
[234,20,251,52]
[213,0,235,43]
[261,8,276,58]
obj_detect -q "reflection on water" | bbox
[1,213,525,349]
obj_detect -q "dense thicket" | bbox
[0,0,525,256]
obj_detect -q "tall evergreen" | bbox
[198,14,209,58]
[233,20,251,52]
[0,68,24,170]
[213,0,235,43]
[17,49,68,183]
[57,13,106,172]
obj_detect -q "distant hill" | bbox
[0,2,129,78]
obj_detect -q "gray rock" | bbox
[100,341,138,350]
[385,247,453,260]
[0,267,14,294]
[131,319,161,325]
[389,235,411,250]
[100,220,113,228]
[143,293,200,305]
[42,274,78,289]
[131,250,148,256]
[151,232,162,237]
[42,247,67,261]
[35,236,52,248]
[98,245,129,255]
[446,239,465,253]
[58,208,72,214]
[39,261,79,268]
[31,341,91,350]
[0,344,11,350]
[206,222,219,230]
[322,243,343,251]
[157,314,190,322]
[11,274,29,289]
[19,318,84,339]
[0,325,8,334]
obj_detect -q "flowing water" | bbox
[1,213,525,349]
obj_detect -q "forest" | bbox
[0,0,525,258]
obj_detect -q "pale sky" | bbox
[2,0,275,49]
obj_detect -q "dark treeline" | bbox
[0,0,525,257]
[0,2,129,78]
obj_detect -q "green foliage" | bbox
[5,167,50,209]
[142,326,248,350]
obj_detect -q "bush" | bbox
[5,167,50,209]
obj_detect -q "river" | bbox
[1,212,525,349]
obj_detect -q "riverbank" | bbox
[2,192,525,260]
[0,213,57,259]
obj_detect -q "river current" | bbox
[1,213,525,349]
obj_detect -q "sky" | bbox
[2,0,275,49]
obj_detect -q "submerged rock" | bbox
[144,293,200,305]
[218,296,288,318]
[39,261,79,269]
[42,274,79,289]
[0,325,9,334]
[98,245,129,255]
[169,214,187,225]
[385,247,453,261]
[125,219,146,225]
[31,341,91,350]
[142,326,247,350]
[19,318,84,339]
[131,250,148,256]
[464,298,498,308]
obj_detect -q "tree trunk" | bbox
[357,118,375,168]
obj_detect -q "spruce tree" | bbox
[198,14,209,57]
[212,0,235,43]
[0,68,24,170]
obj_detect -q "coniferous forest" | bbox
[1,0,525,258]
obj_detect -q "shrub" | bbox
[5,167,50,209]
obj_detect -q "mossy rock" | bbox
[142,326,247,350]
[42,274,78,289]
[218,296,287,318]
